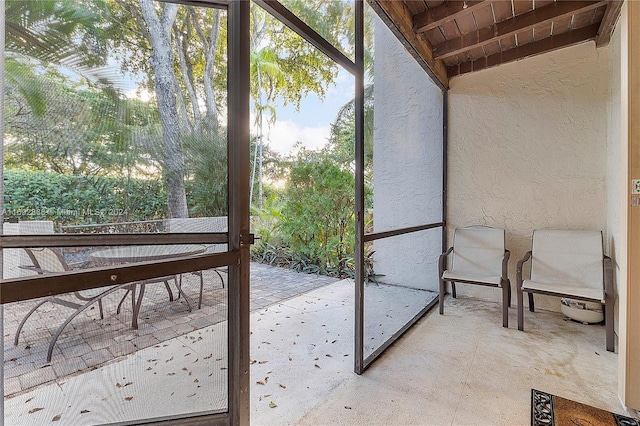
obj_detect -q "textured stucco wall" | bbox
[372,17,443,291]
[448,42,610,312]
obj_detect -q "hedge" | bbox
[3,169,167,225]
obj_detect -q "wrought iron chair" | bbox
[439,226,511,327]
[516,229,614,352]
[14,247,176,362]
[168,217,227,309]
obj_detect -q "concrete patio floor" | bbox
[2,263,337,398]
[3,275,631,425]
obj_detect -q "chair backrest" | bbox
[167,217,228,253]
[530,229,603,290]
[451,226,505,277]
[25,247,70,273]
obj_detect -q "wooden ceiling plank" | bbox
[482,39,502,56]
[473,3,496,28]
[404,1,427,15]
[596,0,623,46]
[455,11,478,34]
[491,1,514,24]
[513,0,534,16]
[452,23,600,77]
[517,28,534,45]
[438,19,462,40]
[425,27,446,45]
[370,0,449,89]
[552,15,573,35]
[433,0,606,60]
[533,21,553,41]
[413,0,494,33]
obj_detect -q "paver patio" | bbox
[2,262,338,398]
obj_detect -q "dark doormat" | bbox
[531,389,640,426]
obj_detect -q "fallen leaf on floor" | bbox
[52,414,61,422]
[314,364,320,368]
[28,408,44,414]
[269,401,277,408]
[193,358,199,363]
[166,356,174,363]
[124,382,133,387]
[264,394,271,398]
[264,377,269,383]
[125,397,133,401]
[279,384,286,389]
[325,354,332,357]
[194,379,199,383]
[182,367,188,371]
[168,373,175,376]
[184,353,191,357]
[344,406,352,410]
[256,381,265,385]
[258,360,268,364]
[187,393,196,398]
[25,397,34,404]
[80,410,90,414]
[288,356,292,361]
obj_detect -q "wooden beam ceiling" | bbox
[433,1,607,61]
[368,0,623,85]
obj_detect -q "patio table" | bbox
[89,244,206,328]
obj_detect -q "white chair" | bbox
[439,226,511,327]
[516,229,614,352]
[167,217,227,308]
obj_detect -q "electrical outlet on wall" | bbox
[633,179,640,195]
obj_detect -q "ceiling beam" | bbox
[448,23,600,77]
[413,0,493,34]
[370,0,449,90]
[434,0,607,60]
[596,0,624,46]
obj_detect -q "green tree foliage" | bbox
[4,169,166,225]
[280,155,356,273]
[5,68,160,177]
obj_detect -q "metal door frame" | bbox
[0,1,251,424]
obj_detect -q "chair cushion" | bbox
[530,230,604,292]
[442,270,502,286]
[449,226,506,278]
[522,279,604,302]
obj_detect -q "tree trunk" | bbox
[138,0,188,218]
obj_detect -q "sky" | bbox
[253,67,355,156]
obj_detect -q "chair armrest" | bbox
[18,265,44,274]
[439,247,454,277]
[502,250,511,280]
[516,251,532,286]
[603,256,614,298]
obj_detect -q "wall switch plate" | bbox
[633,180,640,195]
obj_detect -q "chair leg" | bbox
[117,288,132,315]
[451,282,457,298]
[163,280,174,302]
[528,293,535,312]
[517,286,524,331]
[198,271,205,309]
[507,280,512,308]
[605,302,615,352]
[98,299,105,319]
[439,279,445,315]
[502,282,509,328]
[14,299,50,346]
[131,284,144,329]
